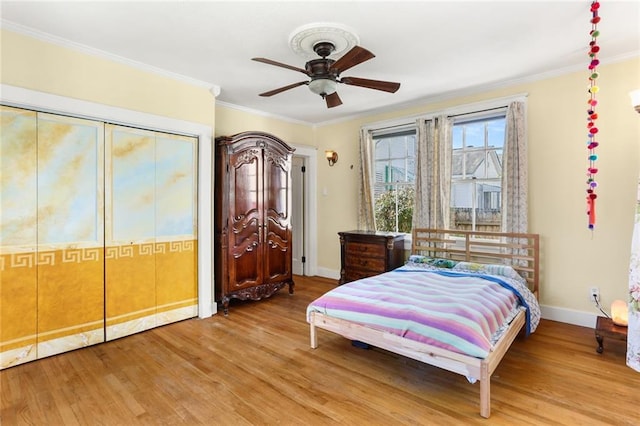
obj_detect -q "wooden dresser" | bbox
[338,230,405,284]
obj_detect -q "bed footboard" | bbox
[308,309,526,418]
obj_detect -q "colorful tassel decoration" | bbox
[586,1,602,230]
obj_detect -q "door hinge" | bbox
[301,166,306,173]
[302,256,306,263]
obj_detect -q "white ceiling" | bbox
[1,1,639,125]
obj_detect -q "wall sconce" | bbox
[630,89,640,114]
[611,299,628,326]
[325,150,338,166]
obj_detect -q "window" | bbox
[450,114,506,232]
[366,102,519,235]
[372,128,416,233]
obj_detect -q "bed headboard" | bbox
[412,228,540,298]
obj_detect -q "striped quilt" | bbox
[306,266,540,359]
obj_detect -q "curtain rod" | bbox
[447,105,507,118]
[362,93,527,130]
[370,122,415,133]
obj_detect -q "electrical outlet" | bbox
[590,287,600,303]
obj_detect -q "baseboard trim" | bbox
[540,305,599,329]
[316,267,341,281]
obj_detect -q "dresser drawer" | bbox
[338,231,405,285]
[345,269,378,282]
[344,255,386,272]
[345,241,386,258]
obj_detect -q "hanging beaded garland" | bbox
[586,1,601,230]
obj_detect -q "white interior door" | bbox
[291,156,305,275]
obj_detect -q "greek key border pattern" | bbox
[1,241,195,270]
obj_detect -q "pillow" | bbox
[407,255,458,269]
[452,261,522,280]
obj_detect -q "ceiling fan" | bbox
[252,42,401,108]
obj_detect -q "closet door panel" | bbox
[35,113,105,358]
[155,134,198,325]
[105,126,157,340]
[0,106,38,368]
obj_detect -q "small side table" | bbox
[595,316,627,353]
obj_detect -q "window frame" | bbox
[450,111,507,232]
[361,93,527,242]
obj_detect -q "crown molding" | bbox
[215,100,313,127]
[5,17,635,128]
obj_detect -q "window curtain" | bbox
[627,178,640,372]
[412,116,452,229]
[502,101,528,234]
[358,128,376,230]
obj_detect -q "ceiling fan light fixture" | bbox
[308,78,337,96]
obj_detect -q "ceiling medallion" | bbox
[288,23,359,59]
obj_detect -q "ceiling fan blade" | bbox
[252,57,309,75]
[330,46,375,74]
[325,92,342,108]
[340,76,401,93]
[259,81,308,97]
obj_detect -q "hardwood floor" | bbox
[1,275,637,425]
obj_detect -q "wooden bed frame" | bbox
[309,228,540,418]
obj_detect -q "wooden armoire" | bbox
[214,131,295,314]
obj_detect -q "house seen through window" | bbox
[372,112,506,234]
[451,115,505,232]
[373,128,416,233]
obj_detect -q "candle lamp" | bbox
[610,299,628,327]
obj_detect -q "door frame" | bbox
[291,144,318,277]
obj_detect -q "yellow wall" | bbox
[3,27,640,320]
[214,104,314,145]
[0,29,215,126]
[314,58,640,316]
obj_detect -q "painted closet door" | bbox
[105,126,158,339]
[1,106,38,368]
[1,108,105,367]
[36,112,105,358]
[154,133,198,325]
[105,125,197,340]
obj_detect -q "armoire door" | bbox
[264,146,292,283]
[227,145,264,290]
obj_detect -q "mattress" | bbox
[307,265,540,359]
